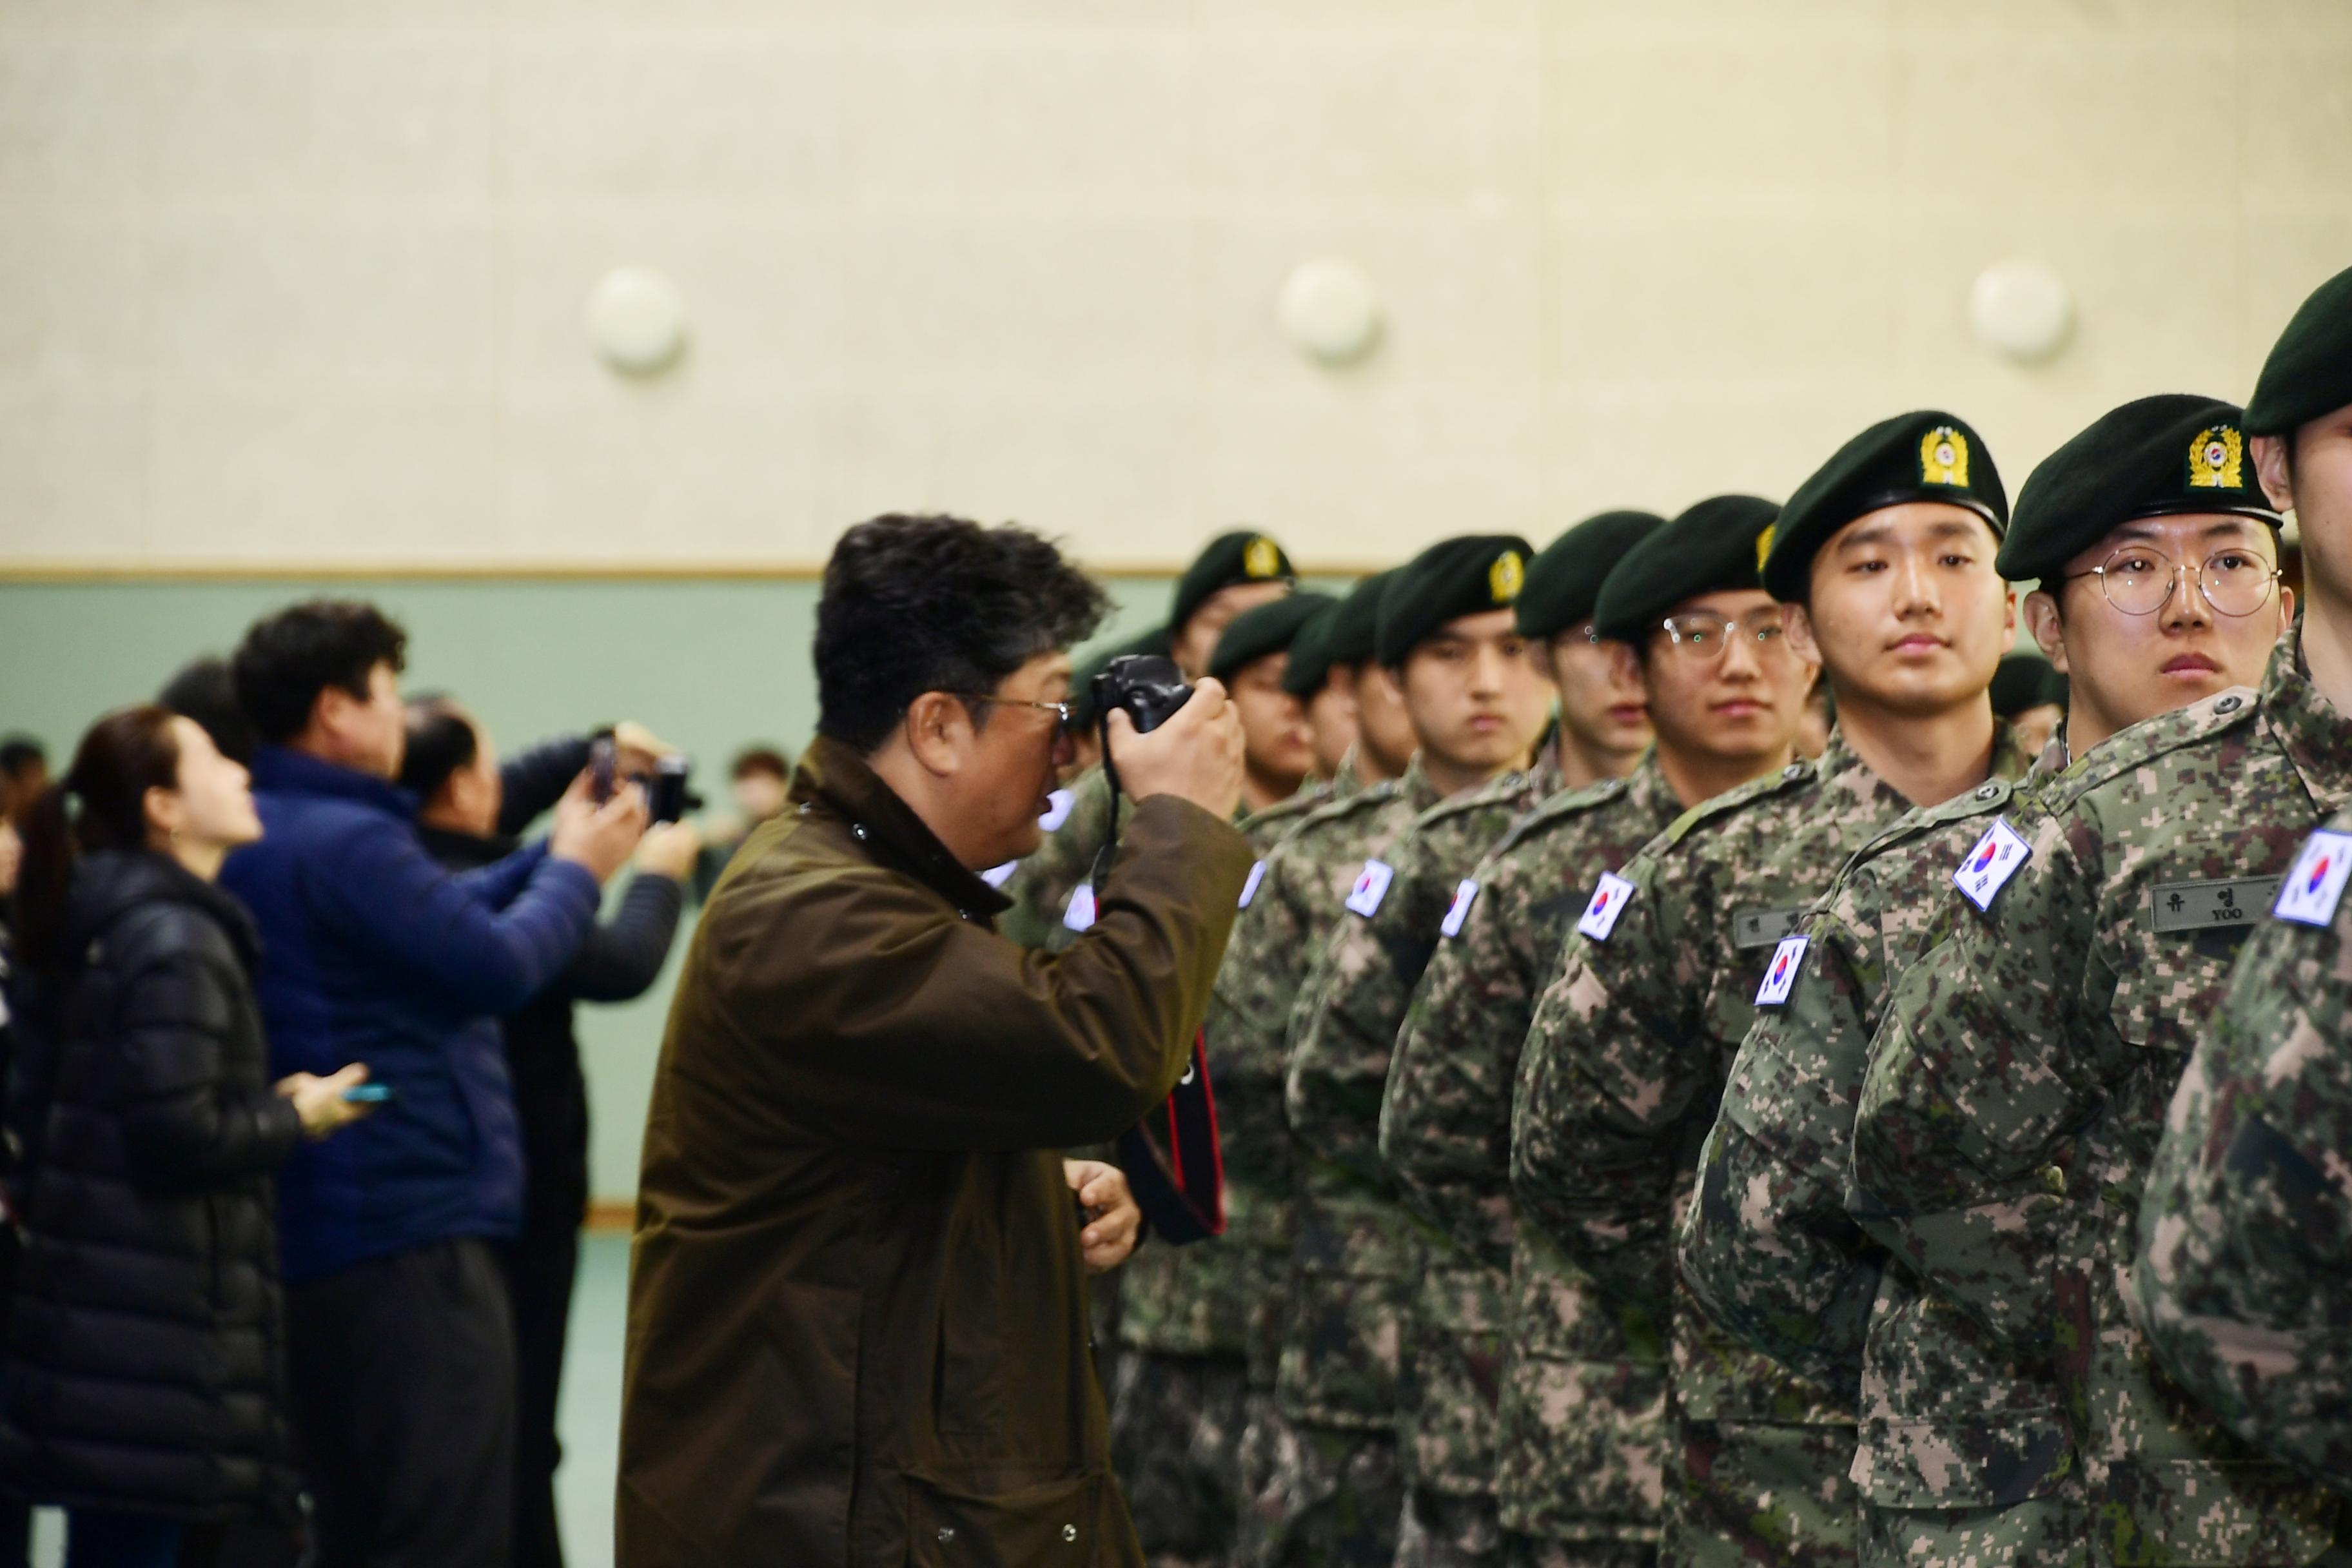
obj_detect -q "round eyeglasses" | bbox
[2063,545,2281,619]
[1651,609,1792,665]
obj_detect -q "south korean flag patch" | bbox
[1346,859,1396,919]
[1576,871,1636,942]
[1440,879,1480,939]
[1952,818,2032,912]
[2273,829,2352,928]
[1063,883,1097,932]
[1753,934,1808,1006]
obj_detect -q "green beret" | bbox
[1210,591,1338,684]
[1592,495,1779,643]
[2247,264,2352,438]
[1515,511,1667,639]
[1170,529,1295,631]
[1999,394,2280,583]
[1319,571,1394,672]
[1068,624,1171,730]
[1279,602,1344,698]
[1377,535,1534,666]
[1763,411,2008,601]
[1990,651,2068,720]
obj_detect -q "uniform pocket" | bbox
[905,1469,1110,1568]
[1852,1415,2073,1509]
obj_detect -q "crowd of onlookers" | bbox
[0,603,794,1568]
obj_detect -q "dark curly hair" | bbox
[231,600,409,745]
[815,514,1109,754]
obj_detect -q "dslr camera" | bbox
[1089,654,1191,738]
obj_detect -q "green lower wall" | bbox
[0,573,1195,1201]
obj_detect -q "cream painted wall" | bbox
[1,0,2347,571]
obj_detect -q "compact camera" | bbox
[590,739,702,825]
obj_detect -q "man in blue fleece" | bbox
[220,600,643,1568]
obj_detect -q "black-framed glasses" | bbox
[2063,545,2282,619]
[1653,609,1792,665]
[947,694,1075,736]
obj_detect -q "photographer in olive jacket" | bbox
[618,514,1254,1568]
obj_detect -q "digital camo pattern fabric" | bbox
[1852,632,2352,1565]
[1381,755,1681,1551]
[1680,743,2085,1568]
[1280,762,1556,1442]
[1002,763,1115,949]
[1514,727,2026,1568]
[2136,799,2352,1498]
[1106,1350,1251,1568]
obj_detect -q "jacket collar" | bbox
[65,848,262,970]
[2264,620,2352,816]
[792,736,1012,917]
[249,743,418,818]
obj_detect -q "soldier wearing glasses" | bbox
[1514,412,2031,1567]
[1848,354,2352,1549]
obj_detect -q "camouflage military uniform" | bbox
[1680,737,2082,1567]
[1282,762,1558,1567]
[2135,799,2352,1496]
[1227,760,1441,1568]
[1003,764,1117,949]
[1854,632,2352,1564]
[1515,728,2028,1568]
[1113,769,1356,1567]
[1382,754,1683,1568]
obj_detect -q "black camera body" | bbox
[589,738,701,825]
[1090,654,1191,736]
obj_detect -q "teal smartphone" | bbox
[343,1084,394,1104]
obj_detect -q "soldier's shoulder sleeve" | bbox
[1491,773,1630,859]
[1661,758,1816,850]
[2058,684,2262,802]
[1840,774,2023,876]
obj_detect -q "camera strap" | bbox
[1087,708,1124,892]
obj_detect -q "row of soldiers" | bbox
[1003,259,2352,1568]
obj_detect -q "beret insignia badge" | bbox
[2187,425,2245,489]
[1489,549,1526,603]
[1754,522,1777,573]
[1919,426,1970,488]
[1243,536,1282,578]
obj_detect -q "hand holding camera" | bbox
[551,771,649,884]
[1104,671,1245,823]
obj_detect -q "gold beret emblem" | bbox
[2187,425,2245,489]
[1489,550,1525,604]
[1919,426,1970,488]
[1242,536,1282,579]
[1754,523,1778,573]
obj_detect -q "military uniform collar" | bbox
[1814,725,1919,821]
[2262,622,2352,816]
[792,736,1013,917]
[1398,754,1442,813]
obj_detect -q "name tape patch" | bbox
[2151,877,2281,932]
[1577,872,1636,942]
[1753,934,1809,1006]
[1952,818,2032,912]
[1346,859,1396,919]
[1440,879,1480,939]
[1238,860,1268,910]
[1732,906,1803,952]
[1063,883,1097,932]
[2273,830,2352,928]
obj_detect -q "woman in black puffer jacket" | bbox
[2,705,371,1568]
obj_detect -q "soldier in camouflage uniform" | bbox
[1216,574,1426,1568]
[1683,394,2295,1565]
[1379,508,1698,1568]
[1515,413,2026,1568]
[1114,592,1340,1567]
[1271,536,1560,1568]
[1852,302,2352,1563]
[2133,271,2352,1500]
[1006,531,1296,948]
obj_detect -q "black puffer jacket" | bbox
[0,850,304,1518]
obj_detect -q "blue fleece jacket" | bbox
[220,746,601,1282]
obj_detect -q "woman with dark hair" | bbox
[1,705,373,1568]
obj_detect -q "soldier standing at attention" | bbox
[2130,267,2352,1502]
[1514,411,2027,1568]
[1681,393,2291,1566]
[1373,507,1663,1567]
[1387,498,1817,1568]
[1215,570,1426,1568]
[1109,588,1336,1568]
[1286,535,1569,1568]
[1248,540,1554,1568]
[1287,599,1367,791]
[1852,272,2352,1563]
[1004,531,1296,947]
